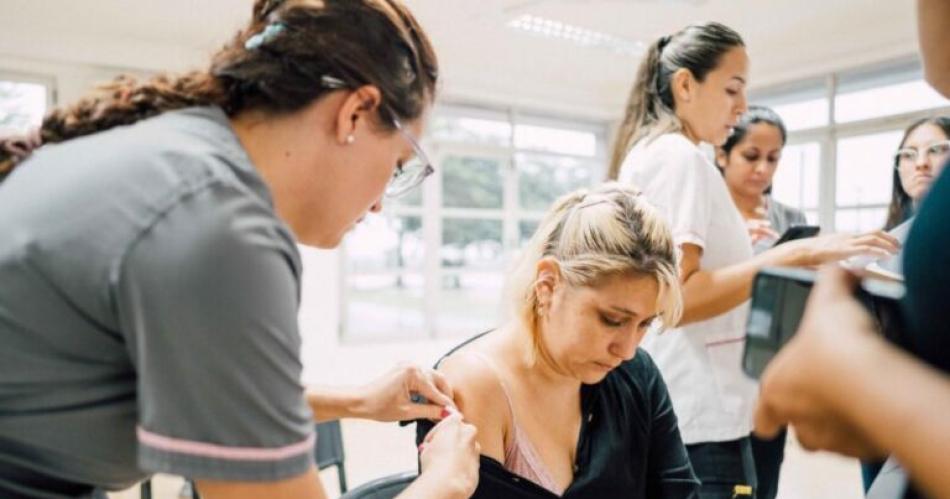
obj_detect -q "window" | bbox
[835,62,949,123]
[342,106,606,341]
[0,74,52,135]
[771,142,821,224]
[751,59,950,232]
[834,130,903,233]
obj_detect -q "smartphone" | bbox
[743,267,907,379]
[772,225,821,246]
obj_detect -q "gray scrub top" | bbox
[0,107,314,498]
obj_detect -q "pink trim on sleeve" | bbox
[137,426,315,462]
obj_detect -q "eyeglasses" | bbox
[894,140,950,169]
[387,118,435,198]
[319,75,435,198]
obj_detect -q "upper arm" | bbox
[115,184,314,481]
[197,466,326,499]
[679,243,703,284]
[437,354,508,463]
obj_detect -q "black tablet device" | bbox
[743,267,907,379]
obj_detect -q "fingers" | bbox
[406,403,449,421]
[430,370,456,404]
[752,398,784,440]
[407,366,456,410]
[792,419,885,458]
[854,230,901,254]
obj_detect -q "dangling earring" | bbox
[345,134,355,145]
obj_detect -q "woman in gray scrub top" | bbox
[0,1,479,498]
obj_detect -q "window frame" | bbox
[339,103,608,342]
[751,59,950,232]
[0,70,56,134]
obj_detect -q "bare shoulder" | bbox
[438,345,510,462]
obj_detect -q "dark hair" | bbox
[607,22,744,180]
[0,0,438,180]
[720,105,787,155]
[884,116,950,230]
[716,105,787,195]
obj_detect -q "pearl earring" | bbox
[345,135,355,144]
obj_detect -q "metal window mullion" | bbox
[819,74,838,231]
[424,145,444,339]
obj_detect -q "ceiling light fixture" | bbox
[507,14,644,56]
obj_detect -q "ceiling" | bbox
[0,0,920,120]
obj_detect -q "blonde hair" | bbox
[505,182,682,361]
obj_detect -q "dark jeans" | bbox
[750,429,787,499]
[687,437,757,499]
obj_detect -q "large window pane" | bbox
[346,214,424,273]
[436,270,504,337]
[442,156,504,209]
[517,154,593,211]
[514,124,597,157]
[0,80,47,134]
[835,207,888,233]
[342,106,608,342]
[519,219,542,246]
[772,142,820,210]
[430,115,511,146]
[345,214,425,340]
[836,130,903,207]
[753,81,829,132]
[771,99,830,131]
[836,79,949,123]
[438,218,504,336]
[346,273,425,341]
[441,218,504,269]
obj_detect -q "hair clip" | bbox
[320,75,348,89]
[245,22,287,50]
[576,198,612,210]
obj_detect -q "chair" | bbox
[315,419,348,493]
[339,471,417,499]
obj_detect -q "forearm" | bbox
[680,247,797,325]
[833,339,950,499]
[306,385,366,422]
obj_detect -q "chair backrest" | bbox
[315,420,347,492]
[315,420,345,468]
[339,472,417,499]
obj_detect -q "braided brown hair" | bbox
[0,0,438,180]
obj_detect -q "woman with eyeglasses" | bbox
[885,116,950,231]
[0,1,479,499]
[858,115,950,491]
[609,22,901,498]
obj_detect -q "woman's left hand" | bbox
[355,363,457,422]
[747,218,779,245]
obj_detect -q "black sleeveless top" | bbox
[415,332,700,499]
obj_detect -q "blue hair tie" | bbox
[245,22,287,50]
